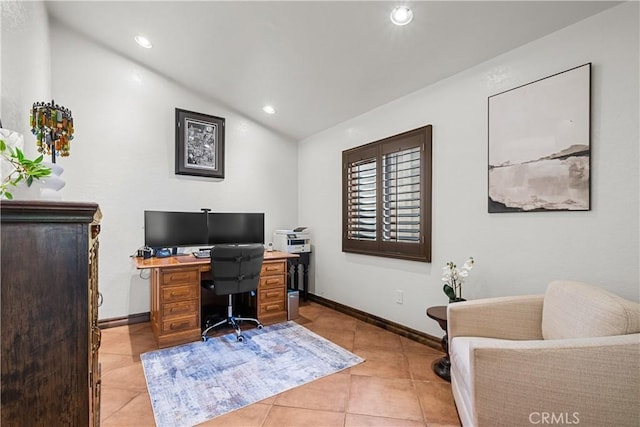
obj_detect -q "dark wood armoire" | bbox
[1,200,102,426]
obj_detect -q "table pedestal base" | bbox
[426,306,451,382]
[432,356,451,381]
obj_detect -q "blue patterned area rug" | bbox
[141,321,364,426]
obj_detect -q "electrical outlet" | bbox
[396,289,404,304]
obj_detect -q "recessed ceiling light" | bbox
[390,6,413,26]
[262,105,276,114]
[135,35,153,49]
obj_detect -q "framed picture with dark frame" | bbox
[175,108,225,178]
[488,63,591,212]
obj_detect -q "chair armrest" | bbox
[448,295,544,341]
[468,334,640,427]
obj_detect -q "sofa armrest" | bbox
[467,334,640,427]
[447,295,544,341]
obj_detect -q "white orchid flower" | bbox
[462,258,475,270]
[440,256,475,301]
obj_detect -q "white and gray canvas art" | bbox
[488,64,591,212]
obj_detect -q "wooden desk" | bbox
[134,251,298,348]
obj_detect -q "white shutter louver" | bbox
[382,146,421,243]
[346,158,377,241]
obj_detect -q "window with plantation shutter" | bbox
[342,125,432,262]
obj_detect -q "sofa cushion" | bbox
[450,337,474,418]
[450,337,474,427]
[542,280,640,340]
[450,336,520,427]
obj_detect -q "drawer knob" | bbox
[168,273,194,281]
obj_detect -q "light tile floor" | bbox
[99,302,461,426]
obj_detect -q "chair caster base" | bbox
[201,314,263,343]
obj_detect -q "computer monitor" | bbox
[208,212,265,245]
[144,210,208,248]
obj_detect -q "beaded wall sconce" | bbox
[30,100,75,163]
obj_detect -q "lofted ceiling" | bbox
[46,1,619,141]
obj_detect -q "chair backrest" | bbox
[209,243,264,296]
[542,280,640,340]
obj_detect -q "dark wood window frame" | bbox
[342,125,432,262]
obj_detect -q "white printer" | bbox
[273,227,311,253]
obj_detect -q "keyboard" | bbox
[193,250,211,259]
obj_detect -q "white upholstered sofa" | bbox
[447,280,640,427]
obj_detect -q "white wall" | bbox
[1,1,51,141]
[3,2,637,331]
[45,22,298,320]
[299,2,639,337]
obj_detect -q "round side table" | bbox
[426,305,450,381]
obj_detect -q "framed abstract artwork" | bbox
[175,108,225,179]
[488,63,591,212]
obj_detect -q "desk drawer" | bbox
[259,287,285,303]
[260,274,285,289]
[162,299,198,318]
[161,314,198,334]
[161,268,199,285]
[261,261,286,276]
[259,300,286,316]
[161,283,199,303]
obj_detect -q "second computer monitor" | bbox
[208,212,265,245]
[144,210,208,248]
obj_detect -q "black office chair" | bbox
[201,243,264,342]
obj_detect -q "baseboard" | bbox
[306,293,442,351]
[98,298,443,351]
[98,312,150,329]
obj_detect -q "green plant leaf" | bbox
[33,168,51,178]
[443,284,456,300]
[0,142,52,193]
